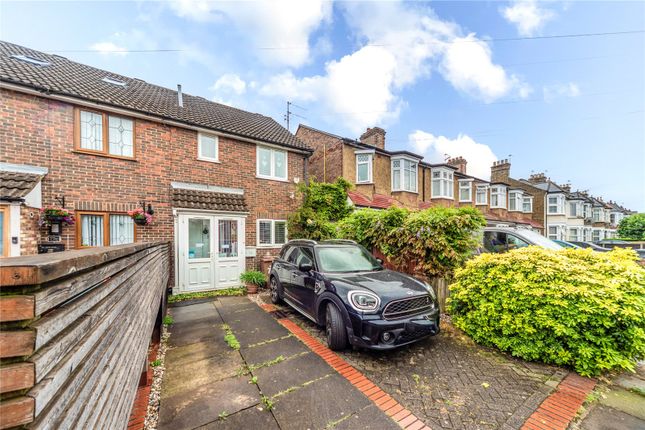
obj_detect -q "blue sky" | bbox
[2,0,644,210]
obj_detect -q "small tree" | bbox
[617,213,645,240]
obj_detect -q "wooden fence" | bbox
[0,242,170,429]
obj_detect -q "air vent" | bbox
[10,54,50,67]
[102,77,127,87]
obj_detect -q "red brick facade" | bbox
[0,88,307,271]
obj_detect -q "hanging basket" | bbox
[134,217,148,226]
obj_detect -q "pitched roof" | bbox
[348,191,398,209]
[0,41,311,152]
[0,170,43,200]
[172,188,248,212]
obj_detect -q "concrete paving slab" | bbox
[253,351,334,397]
[271,373,372,430]
[168,319,222,347]
[158,375,260,430]
[600,388,645,420]
[162,349,245,398]
[196,406,280,429]
[581,405,645,430]
[241,335,309,367]
[170,302,219,322]
[332,404,401,430]
[220,307,290,345]
[165,339,229,367]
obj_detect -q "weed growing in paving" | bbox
[150,359,162,367]
[163,315,174,325]
[249,376,258,385]
[411,374,421,385]
[218,411,229,421]
[168,287,246,304]
[222,324,240,350]
[261,395,274,411]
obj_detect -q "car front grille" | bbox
[382,295,434,320]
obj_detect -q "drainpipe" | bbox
[303,152,311,185]
[323,143,327,182]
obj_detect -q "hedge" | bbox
[448,247,645,376]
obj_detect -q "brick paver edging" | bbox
[276,317,431,430]
[521,373,596,430]
[127,342,160,430]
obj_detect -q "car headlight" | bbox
[423,282,437,300]
[347,291,381,312]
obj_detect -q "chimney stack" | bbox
[490,159,511,183]
[447,156,467,174]
[177,84,183,108]
[359,127,386,150]
[559,183,571,193]
[528,172,546,183]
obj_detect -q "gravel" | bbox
[143,324,170,430]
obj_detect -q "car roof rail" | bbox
[320,239,357,245]
[287,239,318,245]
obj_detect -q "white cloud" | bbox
[501,0,555,36]
[212,73,247,95]
[543,82,580,102]
[409,130,498,180]
[89,41,129,56]
[168,0,332,67]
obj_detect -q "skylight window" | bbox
[101,77,127,87]
[11,54,50,67]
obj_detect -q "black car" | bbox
[569,241,610,252]
[269,239,440,351]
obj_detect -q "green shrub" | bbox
[449,247,645,376]
[168,287,245,303]
[338,206,486,277]
[618,213,645,240]
[239,270,267,287]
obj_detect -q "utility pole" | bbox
[284,101,307,132]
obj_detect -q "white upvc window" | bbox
[522,196,533,213]
[547,224,566,240]
[198,132,219,162]
[431,168,453,198]
[568,227,579,242]
[391,158,418,193]
[458,180,472,202]
[569,201,583,218]
[490,186,507,209]
[475,185,488,205]
[356,152,373,183]
[257,146,288,181]
[592,208,601,222]
[508,191,523,211]
[257,219,287,247]
[548,194,565,214]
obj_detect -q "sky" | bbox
[1,0,644,210]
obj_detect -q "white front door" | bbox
[177,213,245,293]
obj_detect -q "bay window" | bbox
[392,158,418,193]
[475,185,488,205]
[458,180,472,202]
[490,186,507,209]
[78,212,135,248]
[592,208,601,222]
[548,194,565,214]
[257,146,288,181]
[257,219,287,247]
[76,108,134,158]
[508,191,523,211]
[548,224,565,240]
[356,152,373,183]
[431,168,453,198]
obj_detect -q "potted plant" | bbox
[40,207,75,227]
[127,208,153,226]
[240,270,267,294]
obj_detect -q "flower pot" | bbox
[46,215,66,223]
[134,218,148,226]
[246,283,258,294]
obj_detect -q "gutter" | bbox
[1,81,314,156]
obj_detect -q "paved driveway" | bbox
[262,294,568,430]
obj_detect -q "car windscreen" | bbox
[316,246,382,272]
[517,229,563,250]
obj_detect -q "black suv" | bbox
[269,239,440,350]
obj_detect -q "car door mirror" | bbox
[298,262,313,273]
[376,258,383,265]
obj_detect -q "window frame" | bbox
[197,132,220,163]
[256,145,288,181]
[508,190,523,212]
[391,157,418,193]
[430,167,454,199]
[256,219,288,248]
[458,179,473,202]
[76,211,138,248]
[490,185,507,209]
[355,152,374,184]
[74,108,136,160]
[547,194,565,215]
[522,196,533,213]
[0,206,10,257]
[475,185,488,205]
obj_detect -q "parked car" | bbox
[269,239,440,351]
[569,241,610,252]
[553,240,582,249]
[597,239,629,246]
[480,227,563,254]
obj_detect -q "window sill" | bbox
[356,182,374,185]
[490,206,507,210]
[197,157,221,164]
[459,199,472,203]
[431,195,453,200]
[256,175,289,183]
[73,150,137,162]
[393,190,419,194]
[475,203,488,206]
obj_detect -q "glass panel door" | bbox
[188,218,211,259]
[218,220,238,258]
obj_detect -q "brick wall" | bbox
[0,88,307,271]
[295,126,343,182]
[19,205,39,255]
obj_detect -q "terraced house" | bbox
[0,41,312,293]
[296,125,543,232]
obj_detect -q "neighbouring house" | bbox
[296,124,543,231]
[0,41,313,294]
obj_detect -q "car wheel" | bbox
[270,276,283,304]
[325,303,347,351]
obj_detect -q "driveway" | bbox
[258,293,569,430]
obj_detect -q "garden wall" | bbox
[0,242,170,429]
